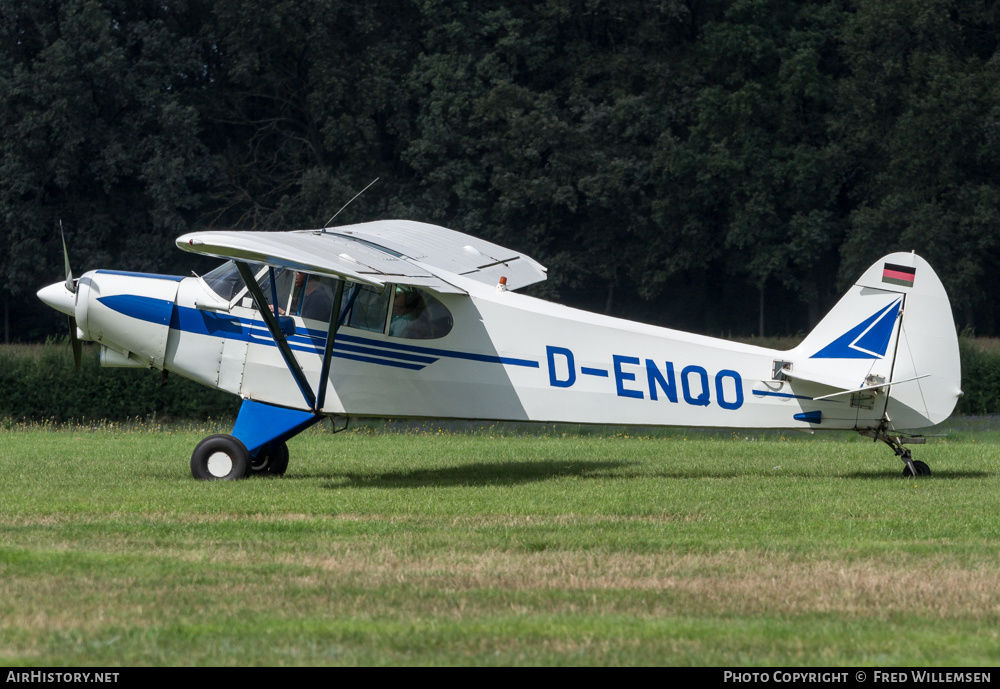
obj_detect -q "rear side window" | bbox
[388,286,453,340]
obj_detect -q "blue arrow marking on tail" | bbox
[810,299,902,359]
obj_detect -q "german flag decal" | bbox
[882,262,916,287]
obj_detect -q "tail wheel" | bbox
[249,441,289,477]
[191,434,251,480]
[902,460,931,478]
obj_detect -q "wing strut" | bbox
[238,262,364,413]
[237,262,317,410]
[316,280,345,411]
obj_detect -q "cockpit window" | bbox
[288,273,335,322]
[259,267,296,313]
[203,261,320,319]
[345,284,389,333]
[388,286,453,339]
[202,263,451,338]
[202,260,253,302]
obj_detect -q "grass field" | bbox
[2,417,999,666]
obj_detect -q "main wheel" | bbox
[191,434,251,480]
[902,460,931,477]
[249,441,289,477]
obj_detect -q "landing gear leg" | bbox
[860,429,931,477]
[188,401,322,481]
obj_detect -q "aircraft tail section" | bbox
[789,252,961,429]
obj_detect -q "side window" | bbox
[202,265,455,341]
[202,264,338,325]
[290,273,335,323]
[346,284,389,333]
[259,267,297,314]
[388,286,453,340]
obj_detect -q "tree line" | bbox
[3,0,999,343]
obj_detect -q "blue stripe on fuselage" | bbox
[97,295,174,326]
[102,296,536,371]
[334,332,539,368]
[752,390,814,401]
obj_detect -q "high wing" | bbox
[176,219,548,293]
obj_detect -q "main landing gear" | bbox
[190,435,290,480]
[860,429,931,477]
[189,399,322,480]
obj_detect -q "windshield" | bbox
[202,261,294,311]
[202,261,255,301]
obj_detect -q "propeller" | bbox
[62,223,74,293]
[60,223,82,371]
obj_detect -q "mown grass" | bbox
[1,418,999,666]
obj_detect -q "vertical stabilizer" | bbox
[790,252,960,429]
[862,253,961,428]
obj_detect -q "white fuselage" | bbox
[76,268,897,432]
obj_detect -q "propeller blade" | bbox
[61,222,75,294]
[68,316,82,372]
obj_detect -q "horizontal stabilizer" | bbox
[776,366,853,392]
[810,374,931,401]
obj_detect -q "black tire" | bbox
[902,460,931,477]
[249,441,289,477]
[191,434,251,480]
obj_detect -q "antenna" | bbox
[323,177,379,230]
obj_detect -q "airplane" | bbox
[36,219,961,480]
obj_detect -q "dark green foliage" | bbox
[954,339,1000,416]
[0,344,240,422]
[3,0,1000,341]
[836,0,1000,331]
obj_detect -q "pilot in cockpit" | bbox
[389,286,429,338]
[294,272,334,322]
